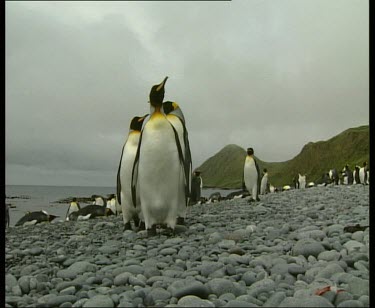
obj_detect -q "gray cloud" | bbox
[6,0,368,186]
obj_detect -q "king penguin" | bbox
[65,198,81,221]
[243,147,261,202]
[16,211,58,227]
[260,168,268,195]
[162,101,192,225]
[131,76,185,233]
[116,115,148,230]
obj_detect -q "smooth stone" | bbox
[337,300,366,307]
[317,250,341,262]
[114,273,131,286]
[200,261,224,277]
[347,276,369,296]
[224,300,258,307]
[57,261,96,279]
[278,295,334,307]
[248,278,275,297]
[47,295,77,307]
[263,291,286,307]
[292,239,325,258]
[207,278,241,297]
[168,280,209,299]
[218,240,236,249]
[18,276,32,294]
[149,287,171,302]
[343,240,365,253]
[60,286,77,296]
[6,274,18,291]
[160,248,178,256]
[241,271,257,286]
[315,263,344,279]
[177,295,215,307]
[83,294,114,307]
[288,264,306,275]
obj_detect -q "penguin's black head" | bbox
[247,148,254,155]
[130,114,149,131]
[149,76,168,107]
[72,197,77,202]
[163,101,178,115]
[48,214,58,222]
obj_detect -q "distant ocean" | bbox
[5,185,237,227]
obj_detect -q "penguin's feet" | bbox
[247,199,255,204]
[147,225,157,237]
[164,227,176,237]
[139,221,146,231]
[123,222,132,231]
[176,217,185,225]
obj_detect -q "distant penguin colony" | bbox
[243,147,261,202]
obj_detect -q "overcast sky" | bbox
[6,0,368,187]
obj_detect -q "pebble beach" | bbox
[5,184,369,307]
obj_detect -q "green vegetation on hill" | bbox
[197,125,369,188]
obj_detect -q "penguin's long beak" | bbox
[156,76,168,92]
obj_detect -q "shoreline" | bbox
[5,185,369,307]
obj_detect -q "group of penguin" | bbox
[116,76,192,234]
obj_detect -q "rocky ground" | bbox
[5,184,369,307]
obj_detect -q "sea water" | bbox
[5,185,238,227]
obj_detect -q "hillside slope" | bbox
[197,125,369,188]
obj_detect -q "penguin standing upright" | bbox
[260,168,268,195]
[162,101,192,224]
[353,166,361,184]
[106,194,117,215]
[298,174,306,189]
[132,77,185,232]
[243,147,261,202]
[116,115,148,230]
[65,198,81,221]
[359,162,368,185]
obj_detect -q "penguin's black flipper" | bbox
[182,120,192,205]
[169,122,188,204]
[254,158,261,199]
[131,131,143,208]
[116,143,126,205]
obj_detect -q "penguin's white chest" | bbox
[244,156,258,189]
[137,114,181,228]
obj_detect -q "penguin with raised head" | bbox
[65,198,81,221]
[16,210,58,227]
[117,115,148,230]
[162,101,192,224]
[131,76,185,234]
[243,147,261,202]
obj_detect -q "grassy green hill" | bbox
[197,125,369,188]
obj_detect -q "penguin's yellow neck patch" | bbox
[151,109,164,119]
